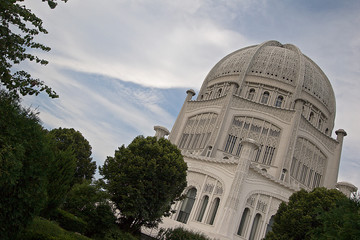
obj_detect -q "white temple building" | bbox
[152,40,357,240]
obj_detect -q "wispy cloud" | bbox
[22,0,360,187]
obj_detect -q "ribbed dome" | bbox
[202,41,335,115]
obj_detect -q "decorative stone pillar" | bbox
[218,138,259,236]
[168,89,195,143]
[280,98,305,183]
[325,129,347,188]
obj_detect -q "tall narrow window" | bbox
[207,198,220,225]
[275,95,284,107]
[265,216,275,236]
[235,143,243,156]
[224,134,237,154]
[318,118,322,129]
[261,91,270,104]
[177,188,197,224]
[309,112,314,122]
[280,169,287,181]
[254,145,263,162]
[237,208,250,236]
[249,213,262,240]
[217,88,222,97]
[196,196,209,222]
[307,169,313,187]
[206,146,212,157]
[247,88,255,100]
[290,157,297,175]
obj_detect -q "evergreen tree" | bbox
[49,127,96,185]
[100,136,187,233]
[0,90,51,239]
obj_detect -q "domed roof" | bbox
[203,41,335,115]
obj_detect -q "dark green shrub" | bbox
[54,208,87,234]
[22,217,91,240]
[157,227,211,240]
[102,227,138,240]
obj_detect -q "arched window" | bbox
[261,91,270,104]
[309,112,314,122]
[280,168,287,181]
[318,118,322,129]
[206,146,212,157]
[237,208,250,236]
[196,195,209,222]
[325,128,329,135]
[249,213,262,240]
[177,188,197,223]
[274,95,284,107]
[247,88,255,100]
[217,88,222,97]
[265,215,275,236]
[207,198,220,225]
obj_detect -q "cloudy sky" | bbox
[22,0,360,188]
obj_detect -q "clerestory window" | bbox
[261,91,270,104]
[247,88,255,100]
[274,95,284,107]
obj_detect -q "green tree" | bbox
[0,0,67,98]
[0,90,52,240]
[310,196,360,240]
[265,187,351,240]
[40,135,76,218]
[100,136,187,234]
[49,127,96,185]
[62,180,117,238]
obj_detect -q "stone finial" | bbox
[335,129,347,141]
[335,129,347,136]
[186,89,196,101]
[154,126,170,140]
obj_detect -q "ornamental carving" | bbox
[299,117,337,152]
[290,137,327,189]
[248,46,299,86]
[224,116,281,166]
[205,47,256,82]
[186,96,226,111]
[231,95,294,122]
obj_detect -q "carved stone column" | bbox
[217,138,259,236]
[281,99,305,183]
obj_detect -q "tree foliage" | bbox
[100,136,187,233]
[62,180,117,238]
[0,0,58,97]
[264,187,359,240]
[49,127,96,185]
[0,0,68,98]
[40,135,76,218]
[310,196,360,240]
[0,90,52,239]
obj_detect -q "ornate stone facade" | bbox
[153,41,354,240]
